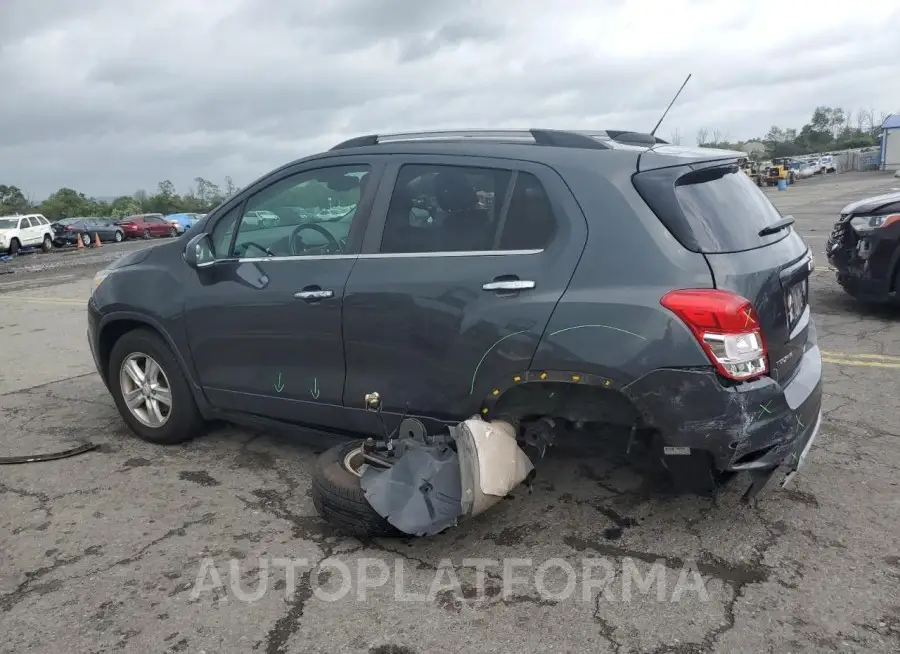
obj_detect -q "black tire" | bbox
[41,235,53,253]
[8,239,19,255]
[169,227,178,237]
[311,441,402,538]
[114,230,123,243]
[80,232,91,247]
[108,328,204,445]
[143,229,151,239]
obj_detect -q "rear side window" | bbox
[379,164,557,254]
[633,163,787,253]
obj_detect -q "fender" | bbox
[98,310,212,414]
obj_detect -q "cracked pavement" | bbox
[1,172,899,653]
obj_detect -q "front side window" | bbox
[379,164,557,254]
[231,165,371,258]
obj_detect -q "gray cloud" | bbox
[1,0,899,199]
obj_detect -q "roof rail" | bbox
[329,129,611,151]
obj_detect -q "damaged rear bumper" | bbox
[624,333,823,474]
[741,408,823,501]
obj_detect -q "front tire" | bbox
[114,230,123,243]
[8,239,19,255]
[80,232,91,247]
[169,227,178,237]
[311,441,402,538]
[108,328,204,445]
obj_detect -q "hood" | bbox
[840,191,900,216]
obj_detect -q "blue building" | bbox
[880,114,900,172]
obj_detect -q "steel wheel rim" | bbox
[343,447,365,477]
[119,352,173,428]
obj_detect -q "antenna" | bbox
[649,73,692,137]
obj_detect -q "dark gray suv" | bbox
[87,128,823,499]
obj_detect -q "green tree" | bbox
[0,185,32,215]
[37,187,92,220]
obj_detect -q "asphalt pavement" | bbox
[1,173,898,653]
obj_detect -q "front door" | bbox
[143,216,170,236]
[183,160,382,430]
[341,156,587,432]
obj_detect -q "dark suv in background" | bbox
[826,190,900,303]
[87,128,823,498]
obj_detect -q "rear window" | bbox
[633,163,788,253]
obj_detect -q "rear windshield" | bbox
[633,163,788,253]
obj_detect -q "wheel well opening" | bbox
[489,382,641,427]
[98,320,153,378]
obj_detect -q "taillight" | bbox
[660,289,768,381]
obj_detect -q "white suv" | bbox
[0,214,54,255]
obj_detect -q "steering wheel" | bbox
[290,223,341,256]
[241,241,274,257]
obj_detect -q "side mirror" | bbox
[183,233,215,269]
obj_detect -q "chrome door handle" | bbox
[482,280,535,291]
[294,290,334,300]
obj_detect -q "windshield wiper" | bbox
[758,215,795,237]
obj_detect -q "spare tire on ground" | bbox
[311,440,401,538]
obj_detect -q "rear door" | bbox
[341,155,587,430]
[634,162,812,384]
[21,217,41,246]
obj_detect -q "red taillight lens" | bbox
[660,289,768,381]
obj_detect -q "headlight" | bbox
[91,269,112,295]
[850,213,900,234]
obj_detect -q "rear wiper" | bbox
[758,215,795,237]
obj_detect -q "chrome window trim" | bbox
[229,248,543,264]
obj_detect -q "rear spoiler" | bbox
[637,145,746,172]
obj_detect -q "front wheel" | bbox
[7,239,19,255]
[169,227,178,237]
[108,328,204,445]
[311,441,402,538]
[80,232,91,247]
[114,230,123,243]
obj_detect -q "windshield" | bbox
[0,218,18,229]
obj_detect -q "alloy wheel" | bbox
[119,352,173,428]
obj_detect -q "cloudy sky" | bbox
[2,0,899,199]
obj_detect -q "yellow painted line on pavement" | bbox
[822,350,900,369]
[822,350,900,362]
[8,296,86,307]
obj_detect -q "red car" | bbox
[115,214,179,239]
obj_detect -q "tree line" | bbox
[0,177,241,221]
[669,105,893,159]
